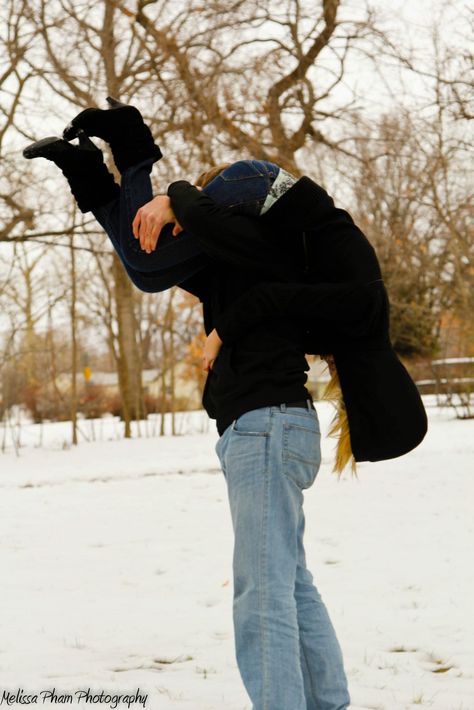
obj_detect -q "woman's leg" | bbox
[104,158,281,274]
[92,158,281,286]
[21,134,202,289]
[92,192,207,292]
[115,158,206,271]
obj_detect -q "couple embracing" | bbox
[24,97,427,710]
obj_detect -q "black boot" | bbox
[62,96,163,173]
[23,131,120,213]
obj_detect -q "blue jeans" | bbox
[203,159,279,215]
[92,158,279,293]
[215,404,350,710]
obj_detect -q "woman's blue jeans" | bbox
[215,404,351,710]
[92,158,279,293]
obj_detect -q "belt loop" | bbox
[306,398,312,411]
[280,403,286,413]
[231,419,237,430]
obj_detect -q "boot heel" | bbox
[77,129,101,153]
[63,108,101,140]
[106,96,128,109]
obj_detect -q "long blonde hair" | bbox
[321,366,358,479]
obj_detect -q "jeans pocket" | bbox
[231,408,271,437]
[283,422,321,489]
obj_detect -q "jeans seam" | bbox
[299,627,320,708]
[220,172,265,181]
[260,420,270,709]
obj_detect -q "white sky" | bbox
[336,0,471,113]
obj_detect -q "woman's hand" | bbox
[202,328,223,372]
[132,195,183,253]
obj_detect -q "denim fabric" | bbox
[215,404,351,710]
[204,159,280,216]
[93,158,209,292]
[92,158,280,293]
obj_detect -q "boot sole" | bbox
[23,137,66,159]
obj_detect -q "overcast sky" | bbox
[315,0,471,119]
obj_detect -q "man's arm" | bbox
[166,181,299,281]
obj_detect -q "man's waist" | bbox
[214,386,313,436]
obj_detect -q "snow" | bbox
[0,400,473,710]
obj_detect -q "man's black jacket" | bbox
[168,176,428,463]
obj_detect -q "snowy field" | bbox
[0,399,473,710]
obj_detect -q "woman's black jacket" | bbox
[168,176,428,463]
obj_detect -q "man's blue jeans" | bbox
[92,158,279,293]
[215,404,351,710]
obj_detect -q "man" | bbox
[137,173,352,710]
[134,167,426,710]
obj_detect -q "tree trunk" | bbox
[112,252,144,437]
[159,323,167,437]
[23,264,39,422]
[168,292,176,435]
[69,234,78,444]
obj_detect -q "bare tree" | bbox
[345,105,472,358]
[120,0,385,173]
[0,0,39,241]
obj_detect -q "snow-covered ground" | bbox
[0,400,473,710]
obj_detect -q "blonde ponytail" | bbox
[321,367,358,479]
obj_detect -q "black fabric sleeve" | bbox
[167,181,298,281]
[213,279,385,345]
[177,265,212,301]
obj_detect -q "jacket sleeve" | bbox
[167,181,298,281]
[213,279,385,345]
[177,266,212,301]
